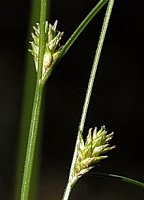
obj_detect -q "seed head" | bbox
[73,126,115,179]
[29,21,64,77]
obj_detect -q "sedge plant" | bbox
[18,0,144,200]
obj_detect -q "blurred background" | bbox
[0,0,144,199]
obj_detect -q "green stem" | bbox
[20,0,47,199]
[38,0,47,80]
[62,0,115,199]
[41,0,109,85]
[59,0,109,59]
[20,84,44,200]
[79,0,114,134]
[94,173,144,189]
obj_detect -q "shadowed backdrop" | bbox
[0,0,144,199]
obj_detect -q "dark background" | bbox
[0,0,144,199]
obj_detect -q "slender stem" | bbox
[42,0,109,85]
[38,0,47,80]
[20,83,44,200]
[62,0,115,200]
[70,0,115,184]
[62,181,75,200]
[20,0,47,199]
[94,173,144,189]
[59,0,109,59]
[79,0,114,133]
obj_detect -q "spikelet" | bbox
[73,126,115,179]
[29,21,64,77]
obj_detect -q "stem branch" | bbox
[59,0,109,58]
[62,0,115,199]
[42,0,109,84]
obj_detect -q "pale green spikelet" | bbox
[29,20,64,78]
[73,126,115,180]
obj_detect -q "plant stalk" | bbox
[62,0,115,199]
[20,83,44,200]
[41,0,109,85]
[38,0,47,80]
[59,0,109,59]
[20,0,47,199]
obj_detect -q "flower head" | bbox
[29,20,63,77]
[73,126,115,179]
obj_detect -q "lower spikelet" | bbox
[73,126,115,179]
